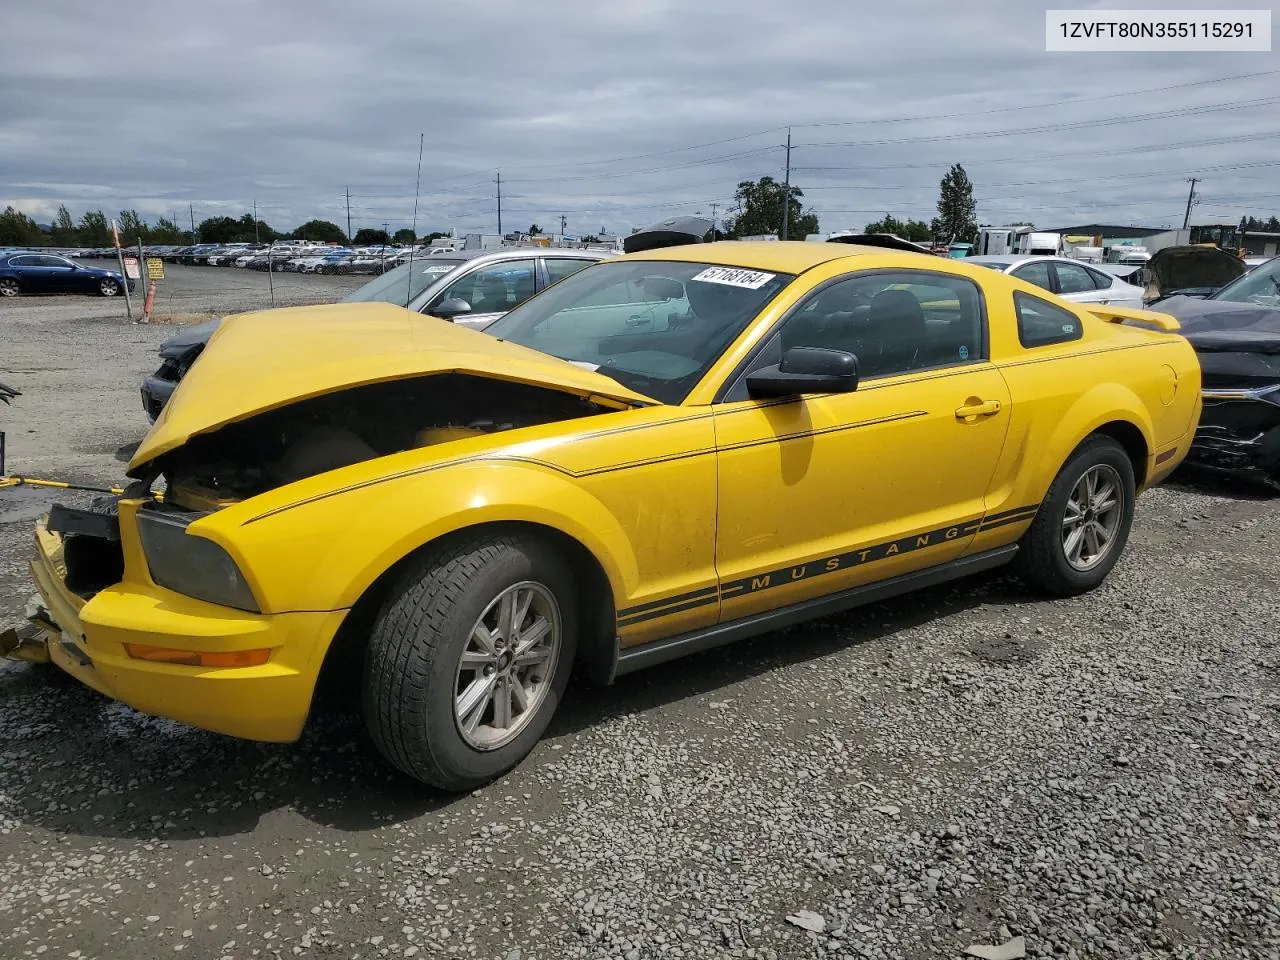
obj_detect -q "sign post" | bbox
[110,219,133,321]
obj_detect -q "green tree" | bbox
[0,206,43,246]
[149,217,187,244]
[77,210,111,247]
[726,176,818,240]
[197,216,239,243]
[352,228,390,245]
[117,209,149,246]
[931,164,978,245]
[291,219,347,243]
[862,214,933,243]
[392,227,417,244]
[49,205,79,247]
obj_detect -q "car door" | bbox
[425,258,538,330]
[712,268,1011,622]
[44,255,90,292]
[1009,259,1055,297]
[8,255,52,292]
[1052,261,1110,305]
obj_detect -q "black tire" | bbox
[1013,435,1136,596]
[98,278,120,297]
[363,533,578,791]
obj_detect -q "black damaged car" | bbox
[1159,256,1280,487]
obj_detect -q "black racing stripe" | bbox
[618,593,720,626]
[981,504,1041,524]
[979,512,1039,532]
[618,586,719,619]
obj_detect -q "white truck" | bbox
[1015,231,1063,256]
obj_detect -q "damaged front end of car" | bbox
[7,302,652,737]
[1193,345,1280,487]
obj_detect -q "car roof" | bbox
[624,240,884,273]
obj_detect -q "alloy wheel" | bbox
[453,581,562,751]
[1061,464,1123,572]
[0,278,19,297]
[99,278,119,296]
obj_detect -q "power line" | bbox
[795,95,1280,149]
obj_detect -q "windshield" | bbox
[342,258,465,304]
[1211,257,1280,308]
[484,259,795,404]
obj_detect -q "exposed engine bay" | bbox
[148,373,609,508]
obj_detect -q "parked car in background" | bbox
[1153,256,1280,487]
[0,252,134,298]
[139,247,612,420]
[1142,245,1247,304]
[966,255,1144,308]
[38,241,1198,790]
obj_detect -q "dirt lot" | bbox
[1,286,1278,960]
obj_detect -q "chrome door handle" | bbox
[955,399,1002,419]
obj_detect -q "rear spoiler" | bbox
[1086,304,1181,333]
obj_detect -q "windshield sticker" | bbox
[690,266,776,289]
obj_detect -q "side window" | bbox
[544,258,596,286]
[1085,266,1114,289]
[725,270,986,400]
[1054,262,1099,295]
[439,259,536,312]
[1011,260,1053,292]
[1015,291,1083,348]
[10,256,39,267]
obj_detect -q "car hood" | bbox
[1159,295,1280,354]
[158,319,222,356]
[128,302,655,474]
[1143,246,1245,299]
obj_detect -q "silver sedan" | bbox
[965,255,1145,309]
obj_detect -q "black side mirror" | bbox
[430,297,472,320]
[746,346,859,398]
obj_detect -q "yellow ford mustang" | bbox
[20,242,1200,790]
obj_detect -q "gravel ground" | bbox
[1,299,1278,960]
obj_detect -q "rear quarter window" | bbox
[1014,291,1083,348]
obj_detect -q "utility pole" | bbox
[496,171,503,236]
[710,202,719,240]
[253,199,260,243]
[188,203,195,240]
[1182,178,1199,230]
[559,214,567,238]
[780,127,792,241]
[345,186,352,242]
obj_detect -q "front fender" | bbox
[210,459,638,615]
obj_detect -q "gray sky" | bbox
[2,0,1278,238]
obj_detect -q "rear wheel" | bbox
[1014,435,1135,595]
[0,278,21,297]
[98,278,120,297]
[363,534,577,791]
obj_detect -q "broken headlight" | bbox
[136,510,260,612]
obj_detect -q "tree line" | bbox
[0,204,448,249]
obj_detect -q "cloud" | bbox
[1,0,1276,235]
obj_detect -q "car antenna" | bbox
[405,132,424,310]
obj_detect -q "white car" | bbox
[965,255,1144,309]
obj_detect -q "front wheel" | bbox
[363,534,578,791]
[98,277,121,297]
[1013,435,1136,596]
[0,278,20,297]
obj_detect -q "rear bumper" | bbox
[28,517,345,742]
